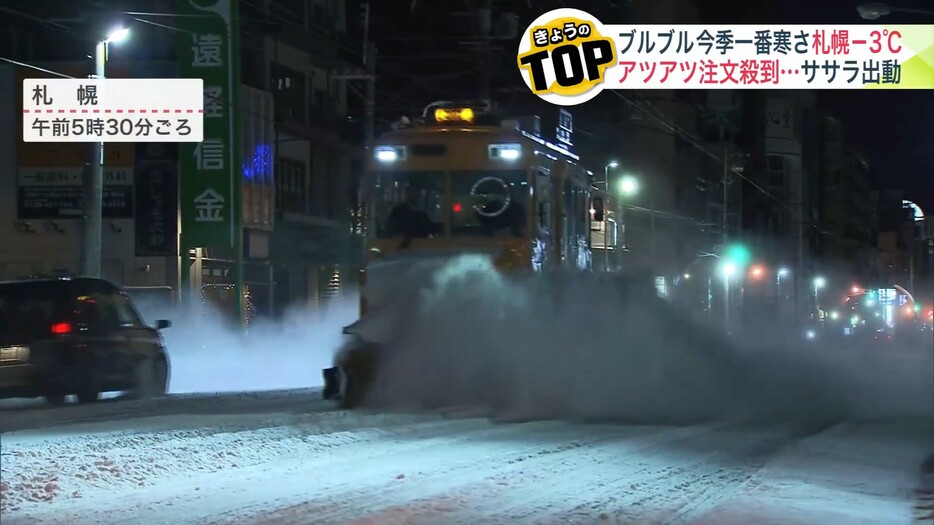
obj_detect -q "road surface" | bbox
[1,390,932,525]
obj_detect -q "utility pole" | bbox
[82,40,106,278]
[362,1,376,236]
[364,51,376,146]
[650,189,657,274]
[363,43,377,233]
[722,140,731,334]
[337,2,378,236]
[722,144,729,249]
[477,0,493,99]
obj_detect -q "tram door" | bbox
[534,167,553,269]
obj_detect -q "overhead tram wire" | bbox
[0,5,88,40]
[135,0,480,117]
[0,57,75,78]
[611,90,796,214]
[235,0,442,117]
[240,0,492,106]
[120,15,412,132]
[2,3,421,146]
[2,0,422,123]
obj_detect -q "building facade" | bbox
[817,116,874,279]
[873,189,932,294]
[738,91,822,320]
[0,0,363,318]
[606,0,721,298]
[241,0,363,314]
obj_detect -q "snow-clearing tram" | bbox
[322,101,605,407]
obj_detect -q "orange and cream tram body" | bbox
[322,101,607,406]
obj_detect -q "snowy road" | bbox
[1,395,932,525]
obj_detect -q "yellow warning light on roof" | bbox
[434,107,474,124]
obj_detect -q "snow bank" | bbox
[363,255,934,424]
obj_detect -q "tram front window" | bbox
[374,172,444,239]
[450,170,527,237]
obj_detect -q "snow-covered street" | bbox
[1,391,932,525]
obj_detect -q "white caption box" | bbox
[22,78,204,143]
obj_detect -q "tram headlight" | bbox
[375,146,405,163]
[489,143,521,161]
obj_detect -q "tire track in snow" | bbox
[537,423,828,525]
[657,422,840,525]
[222,422,729,525]
[31,417,559,525]
[1,410,512,520]
[203,420,674,524]
[344,422,825,525]
[384,422,775,525]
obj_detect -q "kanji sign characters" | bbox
[517,9,934,106]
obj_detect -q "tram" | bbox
[322,100,608,407]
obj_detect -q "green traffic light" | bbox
[724,244,751,267]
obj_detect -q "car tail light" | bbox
[51,322,72,334]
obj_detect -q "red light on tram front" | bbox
[452,202,463,212]
[51,322,72,334]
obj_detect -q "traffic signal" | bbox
[724,243,751,267]
[748,264,765,279]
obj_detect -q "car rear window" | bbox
[0,282,72,341]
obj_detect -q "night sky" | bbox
[370,0,932,207]
[698,0,934,204]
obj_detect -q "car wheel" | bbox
[129,357,168,400]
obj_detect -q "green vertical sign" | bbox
[177,0,241,248]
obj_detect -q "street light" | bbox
[857,3,934,19]
[719,260,737,334]
[812,275,826,311]
[619,175,639,196]
[82,27,130,278]
[602,161,618,272]
[720,261,737,279]
[776,267,790,307]
[106,27,130,43]
[616,173,641,270]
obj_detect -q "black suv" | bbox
[0,277,172,404]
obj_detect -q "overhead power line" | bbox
[612,90,795,214]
